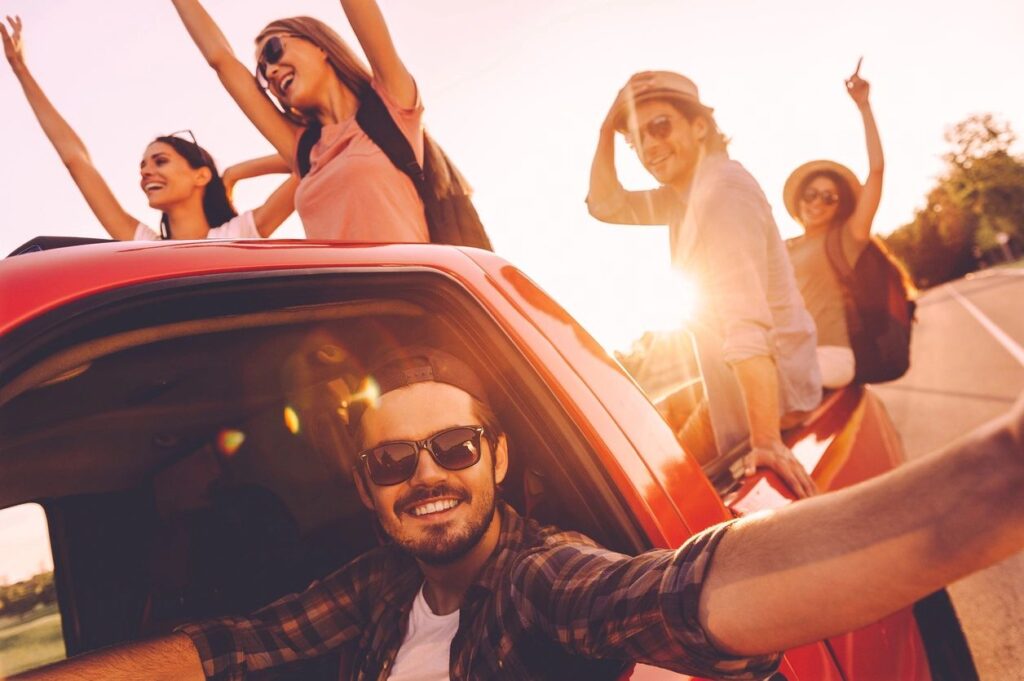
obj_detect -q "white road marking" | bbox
[948,283,1024,367]
[968,268,1024,280]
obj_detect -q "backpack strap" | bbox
[296,121,324,178]
[824,227,855,287]
[824,226,864,337]
[355,88,428,194]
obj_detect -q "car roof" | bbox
[0,239,495,336]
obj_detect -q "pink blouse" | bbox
[293,80,430,243]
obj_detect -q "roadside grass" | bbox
[993,256,1024,269]
[0,607,65,676]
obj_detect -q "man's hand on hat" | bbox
[604,75,649,132]
[604,72,675,131]
[845,57,870,108]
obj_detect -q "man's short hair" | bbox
[350,346,503,448]
[666,99,730,154]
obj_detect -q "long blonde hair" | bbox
[256,16,372,124]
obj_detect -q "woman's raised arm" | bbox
[221,154,296,237]
[221,153,292,199]
[339,0,416,108]
[251,174,299,237]
[170,0,300,164]
[3,16,138,240]
[843,58,884,246]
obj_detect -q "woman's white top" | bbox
[132,210,258,240]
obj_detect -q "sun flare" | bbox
[641,269,701,334]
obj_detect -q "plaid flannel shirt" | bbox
[178,502,780,680]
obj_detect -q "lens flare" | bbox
[216,429,246,456]
[351,377,380,409]
[638,269,701,332]
[283,406,301,435]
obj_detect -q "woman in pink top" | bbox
[172,0,430,243]
[2,17,296,241]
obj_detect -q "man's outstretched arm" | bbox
[12,633,205,681]
[701,394,1024,656]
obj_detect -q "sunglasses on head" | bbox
[358,426,487,486]
[801,188,840,206]
[166,129,199,147]
[256,35,288,88]
[625,115,674,147]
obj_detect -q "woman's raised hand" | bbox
[2,15,25,68]
[845,57,870,107]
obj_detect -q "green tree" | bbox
[886,114,1024,288]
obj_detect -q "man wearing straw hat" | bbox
[588,71,820,497]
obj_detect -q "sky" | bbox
[0,504,52,584]
[2,0,1023,358]
[0,0,1022,592]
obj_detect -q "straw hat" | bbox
[783,160,861,220]
[612,71,713,133]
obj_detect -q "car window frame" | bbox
[1,267,651,654]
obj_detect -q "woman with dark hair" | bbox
[784,60,884,388]
[2,16,297,241]
[171,0,430,242]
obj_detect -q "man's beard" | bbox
[387,482,497,566]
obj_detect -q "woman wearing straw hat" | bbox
[784,60,883,388]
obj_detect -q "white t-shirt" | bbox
[132,210,259,240]
[387,584,458,681]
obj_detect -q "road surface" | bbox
[873,267,1024,681]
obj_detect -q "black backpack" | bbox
[296,89,493,251]
[825,228,916,383]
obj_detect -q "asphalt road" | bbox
[872,267,1024,681]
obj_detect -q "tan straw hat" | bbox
[613,71,713,133]
[783,160,862,220]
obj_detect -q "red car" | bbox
[0,238,975,679]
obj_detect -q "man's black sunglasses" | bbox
[358,426,487,486]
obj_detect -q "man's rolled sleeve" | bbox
[587,186,677,225]
[512,521,781,680]
[660,522,782,679]
[177,617,251,681]
[173,557,372,680]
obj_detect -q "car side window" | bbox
[0,503,66,676]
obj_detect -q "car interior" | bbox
[0,270,648,677]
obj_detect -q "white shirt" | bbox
[387,584,459,681]
[132,210,259,240]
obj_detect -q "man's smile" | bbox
[407,497,462,518]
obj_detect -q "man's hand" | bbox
[743,440,817,499]
[603,71,683,134]
[2,15,25,68]
[601,81,636,133]
[729,355,815,496]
